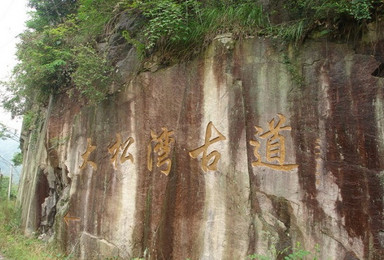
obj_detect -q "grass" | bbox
[130,1,270,63]
[0,199,66,260]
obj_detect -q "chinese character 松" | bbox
[108,133,134,168]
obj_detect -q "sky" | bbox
[0,0,29,131]
[0,0,29,174]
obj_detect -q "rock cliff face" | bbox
[18,32,384,259]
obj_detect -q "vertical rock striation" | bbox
[18,35,384,259]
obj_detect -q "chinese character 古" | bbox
[189,122,226,172]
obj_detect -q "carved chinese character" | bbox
[108,133,122,166]
[79,138,97,170]
[250,114,298,171]
[108,133,134,168]
[147,128,175,175]
[121,137,135,163]
[189,122,226,172]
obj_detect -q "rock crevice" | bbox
[18,36,384,259]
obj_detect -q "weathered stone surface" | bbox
[18,35,384,259]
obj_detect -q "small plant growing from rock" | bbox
[248,241,320,260]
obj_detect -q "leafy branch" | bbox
[0,123,19,142]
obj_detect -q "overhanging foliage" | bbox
[2,0,383,118]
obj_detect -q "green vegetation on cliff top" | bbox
[0,1,381,258]
[1,0,383,118]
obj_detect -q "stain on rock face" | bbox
[18,37,384,259]
[323,50,384,257]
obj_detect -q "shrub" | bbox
[3,0,383,117]
[123,0,268,60]
[72,45,115,103]
[248,242,319,260]
[76,0,121,43]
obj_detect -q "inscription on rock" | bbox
[79,138,97,170]
[78,116,298,174]
[108,133,135,169]
[147,127,175,175]
[250,114,298,171]
[189,121,226,173]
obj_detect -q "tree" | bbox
[11,153,23,167]
[0,123,19,142]
[28,0,78,29]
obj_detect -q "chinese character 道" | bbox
[250,114,298,171]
